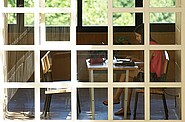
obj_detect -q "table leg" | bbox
[123,70,129,119]
[89,70,95,119]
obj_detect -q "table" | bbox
[86,59,139,119]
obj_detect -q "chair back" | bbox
[163,51,169,75]
[160,50,169,81]
[41,51,52,73]
[41,51,52,81]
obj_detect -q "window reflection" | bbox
[77,50,108,82]
[45,13,70,41]
[150,0,176,7]
[40,51,71,81]
[150,88,181,120]
[5,88,34,119]
[150,50,181,82]
[6,51,34,82]
[113,50,144,82]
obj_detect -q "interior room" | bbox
[1,0,184,121]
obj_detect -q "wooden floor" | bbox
[7,88,179,120]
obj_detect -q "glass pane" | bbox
[113,14,143,45]
[40,88,71,120]
[113,0,135,8]
[46,13,70,26]
[77,31,108,45]
[78,50,108,82]
[5,88,35,119]
[7,0,34,7]
[150,0,176,7]
[150,12,175,23]
[45,13,70,41]
[150,50,181,82]
[77,88,108,120]
[6,13,34,45]
[8,13,17,24]
[82,0,108,26]
[24,13,34,26]
[45,0,70,7]
[150,88,181,120]
[24,0,34,7]
[150,12,181,45]
[113,13,135,26]
[7,0,16,7]
[113,88,144,120]
[40,51,71,81]
[6,51,34,82]
[113,50,144,82]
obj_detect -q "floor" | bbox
[6,88,179,120]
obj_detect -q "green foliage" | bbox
[83,0,135,26]
[7,0,176,25]
[45,13,70,26]
[113,13,134,26]
[150,0,175,7]
[8,13,16,24]
[24,0,34,7]
[25,14,34,26]
[8,0,16,7]
[45,0,70,7]
[149,0,175,23]
[7,0,16,24]
[83,0,108,25]
[113,0,135,8]
[150,12,175,23]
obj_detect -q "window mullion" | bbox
[144,0,150,121]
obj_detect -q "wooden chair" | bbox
[133,50,169,119]
[40,51,81,118]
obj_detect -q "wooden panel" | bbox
[51,51,71,81]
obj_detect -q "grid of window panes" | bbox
[1,0,184,121]
[8,0,176,25]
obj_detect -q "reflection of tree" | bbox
[83,0,108,25]
[150,0,175,7]
[113,0,134,8]
[150,13,175,23]
[8,0,176,25]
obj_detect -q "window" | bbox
[150,12,175,23]
[150,0,176,7]
[113,12,135,26]
[2,0,184,121]
[82,0,136,26]
[82,0,108,26]
[113,0,135,8]
[7,0,16,24]
[150,0,176,23]
[45,0,70,7]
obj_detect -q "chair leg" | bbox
[77,89,81,118]
[133,92,139,119]
[47,94,52,113]
[42,94,52,118]
[42,95,49,117]
[162,94,168,119]
[77,91,81,113]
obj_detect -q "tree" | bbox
[8,0,176,25]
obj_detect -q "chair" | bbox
[40,51,81,118]
[133,50,169,119]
